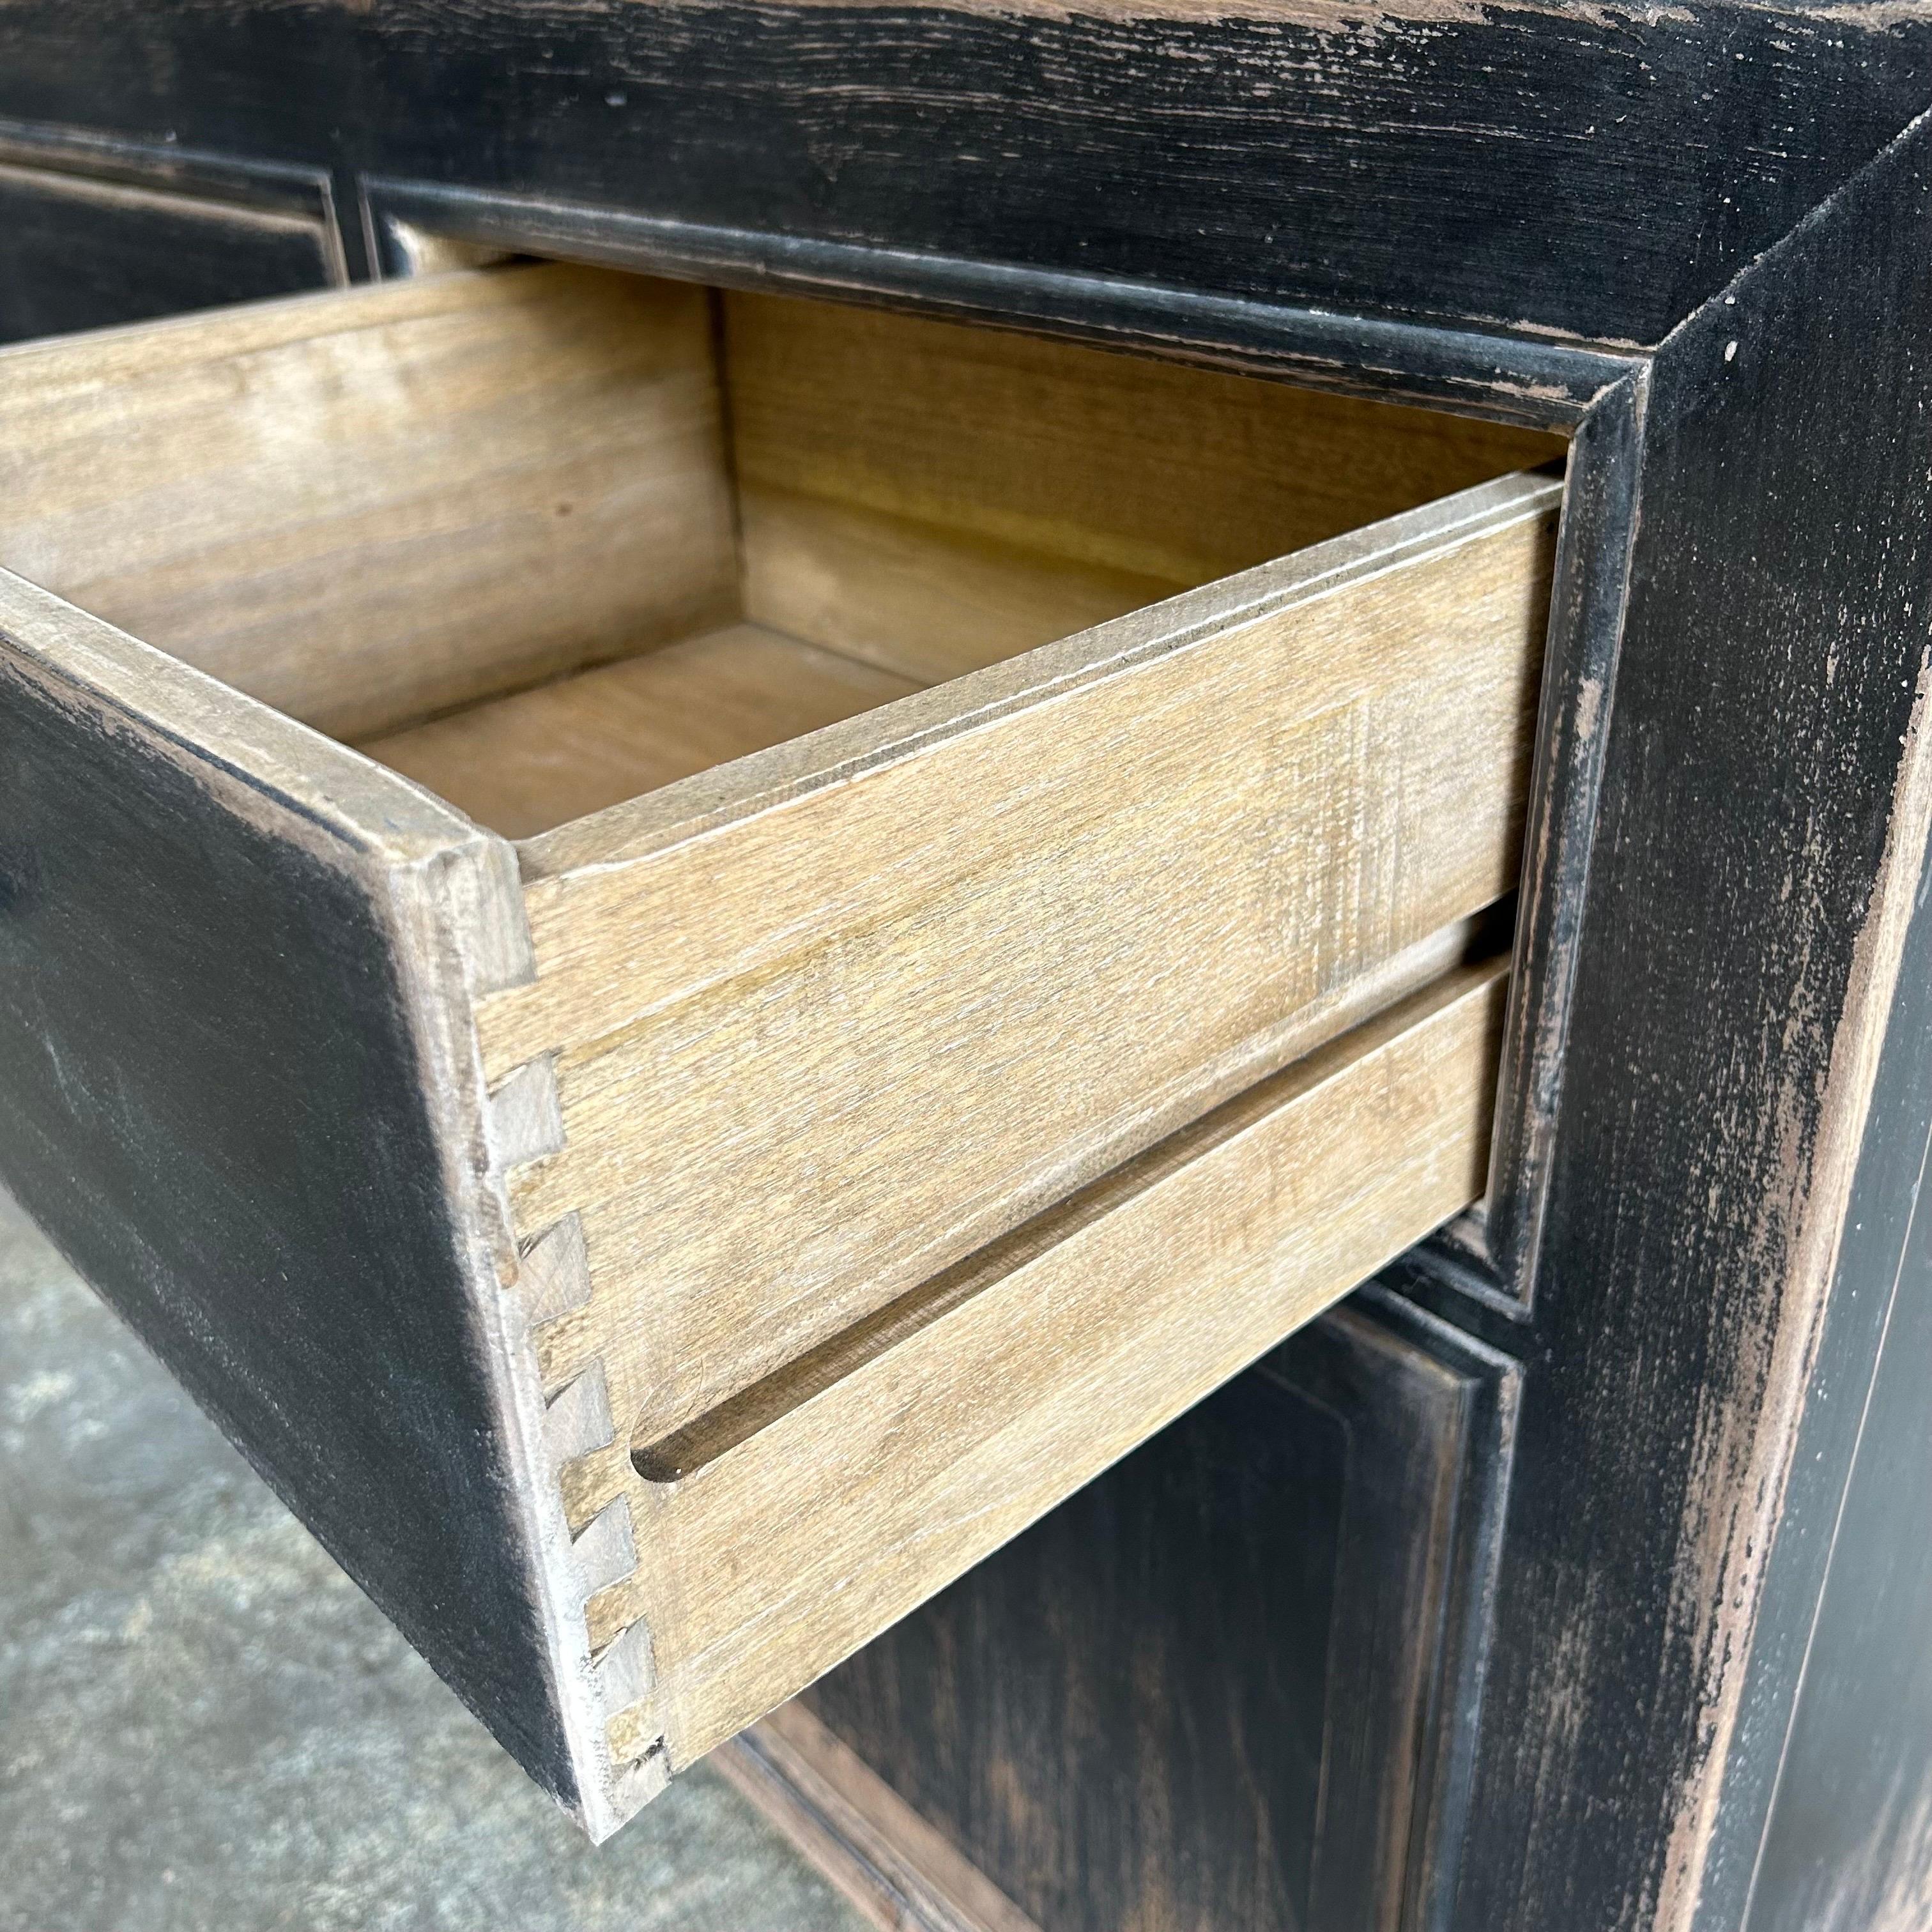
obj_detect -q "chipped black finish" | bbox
[0,661,576,1810]
[1481,374,1644,1301]
[805,1287,1519,1932]
[4,0,1932,1917]
[0,2,1925,348]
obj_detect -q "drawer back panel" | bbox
[724,287,1561,683]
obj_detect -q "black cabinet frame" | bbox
[3,8,1930,1924]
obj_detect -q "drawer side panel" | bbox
[615,963,1508,1768]
[487,475,1560,1447]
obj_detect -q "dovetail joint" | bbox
[490,1046,661,1791]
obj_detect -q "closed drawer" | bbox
[0,158,342,346]
[0,262,1561,1838]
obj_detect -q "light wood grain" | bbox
[595,960,1506,1770]
[724,288,1563,678]
[736,482,1187,682]
[483,474,1558,1445]
[0,261,738,739]
[364,621,919,839]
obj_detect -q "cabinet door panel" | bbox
[802,1284,1518,1932]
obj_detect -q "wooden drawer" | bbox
[0,261,1561,1838]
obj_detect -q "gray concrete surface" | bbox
[0,1190,866,1932]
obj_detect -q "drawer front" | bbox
[0,160,342,345]
[0,264,1560,1839]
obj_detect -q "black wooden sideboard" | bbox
[2,9,1929,1930]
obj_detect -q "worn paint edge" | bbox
[1659,661,1932,1926]
[466,882,676,1838]
[365,176,1636,421]
[1477,364,1650,1305]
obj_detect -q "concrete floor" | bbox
[0,1190,866,1932]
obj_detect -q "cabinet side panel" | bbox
[1455,116,1932,1932]
[1744,1140,1932,1931]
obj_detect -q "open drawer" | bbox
[0,262,1561,1838]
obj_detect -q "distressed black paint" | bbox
[1458,113,1932,1931]
[1744,1087,1932,1931]
[806,1289,1519,1932]
[0,1,1929,347]
[0,664,575,1809]
[1703,816,1932,1928]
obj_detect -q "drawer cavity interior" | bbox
[0,259,1561,843]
